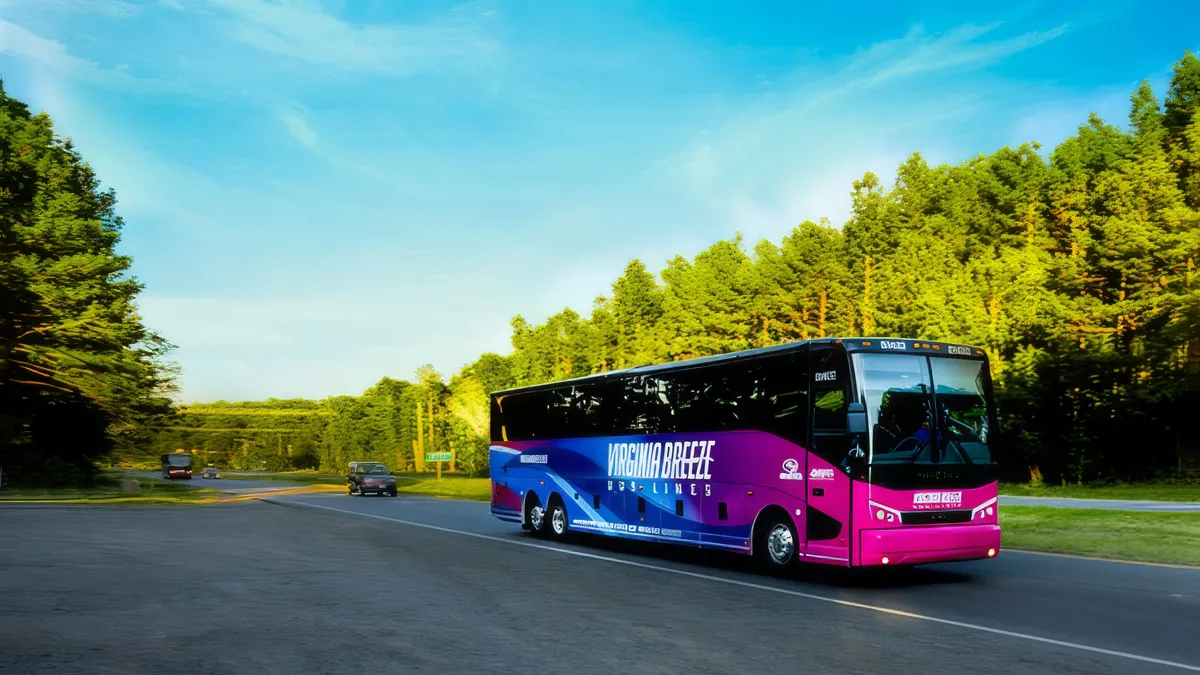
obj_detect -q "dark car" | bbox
[347,462,397,497]
[201,468,220,479]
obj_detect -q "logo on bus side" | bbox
[814,371,837,382]
[948,345,971,356]
[607,440,715,481]
[809,468,835,480]
[780,458,804,480]
[607,440,716,498]
[913,491,963,507]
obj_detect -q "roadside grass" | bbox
[999,481,1200,502]
[393,475,490,501]
[0,476,223,505]
[219,472,344,485]
[1000,506,1200,566]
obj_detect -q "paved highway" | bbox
[136,470,1200,511]
[2,496,1195,674]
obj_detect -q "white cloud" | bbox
[205,0,500,76]
[0,19,189,93]
[666,23,1070,236]
[0,19,91,70]
[843,23,1069,92]
[278,105,318,150]
[0,0,141,17]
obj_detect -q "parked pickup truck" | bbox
[346,462,398,497]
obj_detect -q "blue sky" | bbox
[0,0,1195,402]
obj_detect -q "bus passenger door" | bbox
[805,345,853,565]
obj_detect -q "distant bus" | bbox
[488,337,1001,570]
[161,453,193,480]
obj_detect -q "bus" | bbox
[488,337,1000,570]
[161,453,193,479]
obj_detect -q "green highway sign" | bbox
[425,452,453,462]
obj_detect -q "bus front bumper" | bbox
[859,524,1001,566]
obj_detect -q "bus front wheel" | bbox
[754,512,797,573]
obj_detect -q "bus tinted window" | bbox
[612,374,674,435]
[501,390,549,440]
[490,396,504,441]
[610,352,807,443]
[499,347,810,445]
[811,345,850,430]
[501,382,608,441]
[568,381,607,435]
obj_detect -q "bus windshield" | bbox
[167,454,191,467]
[852,353,994,467]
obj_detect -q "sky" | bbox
[0,0,1196,403]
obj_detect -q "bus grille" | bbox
[900,510,973,525]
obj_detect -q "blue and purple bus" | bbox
[488,337,1001,570]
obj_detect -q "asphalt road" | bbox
[1,497,1197,674]
[133,470,1200,511]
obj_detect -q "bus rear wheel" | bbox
[547,498,568,541]
[754,514,797,574]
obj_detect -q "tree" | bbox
[0,83,175,485]
[609,259,664,367]
[1164,50,1200,140]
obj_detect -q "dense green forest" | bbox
[0,82,176,486]
[8,51,1200,486]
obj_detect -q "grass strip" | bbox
[1000,505,1200,566]
[999,482,1200,503]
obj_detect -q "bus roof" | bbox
[491,336,987,398]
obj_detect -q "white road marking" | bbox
[277,498,1200,673]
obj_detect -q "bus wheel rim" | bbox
[552,507,566,534]
[767,524,794,563]
[530,505,544,531]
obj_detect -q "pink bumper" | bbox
[858,524,1001,566]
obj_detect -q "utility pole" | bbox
[415,402,425,473]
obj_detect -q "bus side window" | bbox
[504,391,559,441]
[490,396,504,442]
[810,345,851,465]
[611,374,673,436]
[811,346,850,431]
[569,381,608,437]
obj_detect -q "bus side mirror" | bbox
[846,402,868,435]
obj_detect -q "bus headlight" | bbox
[876,510,885,520]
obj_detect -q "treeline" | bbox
[148,366,503,476]
[25,51,1200,487]
[156,51,1200,484]
[156,50,1200,484]
[397,50,1200,484]
[482,51,1200,484]
[0,83,176,486]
